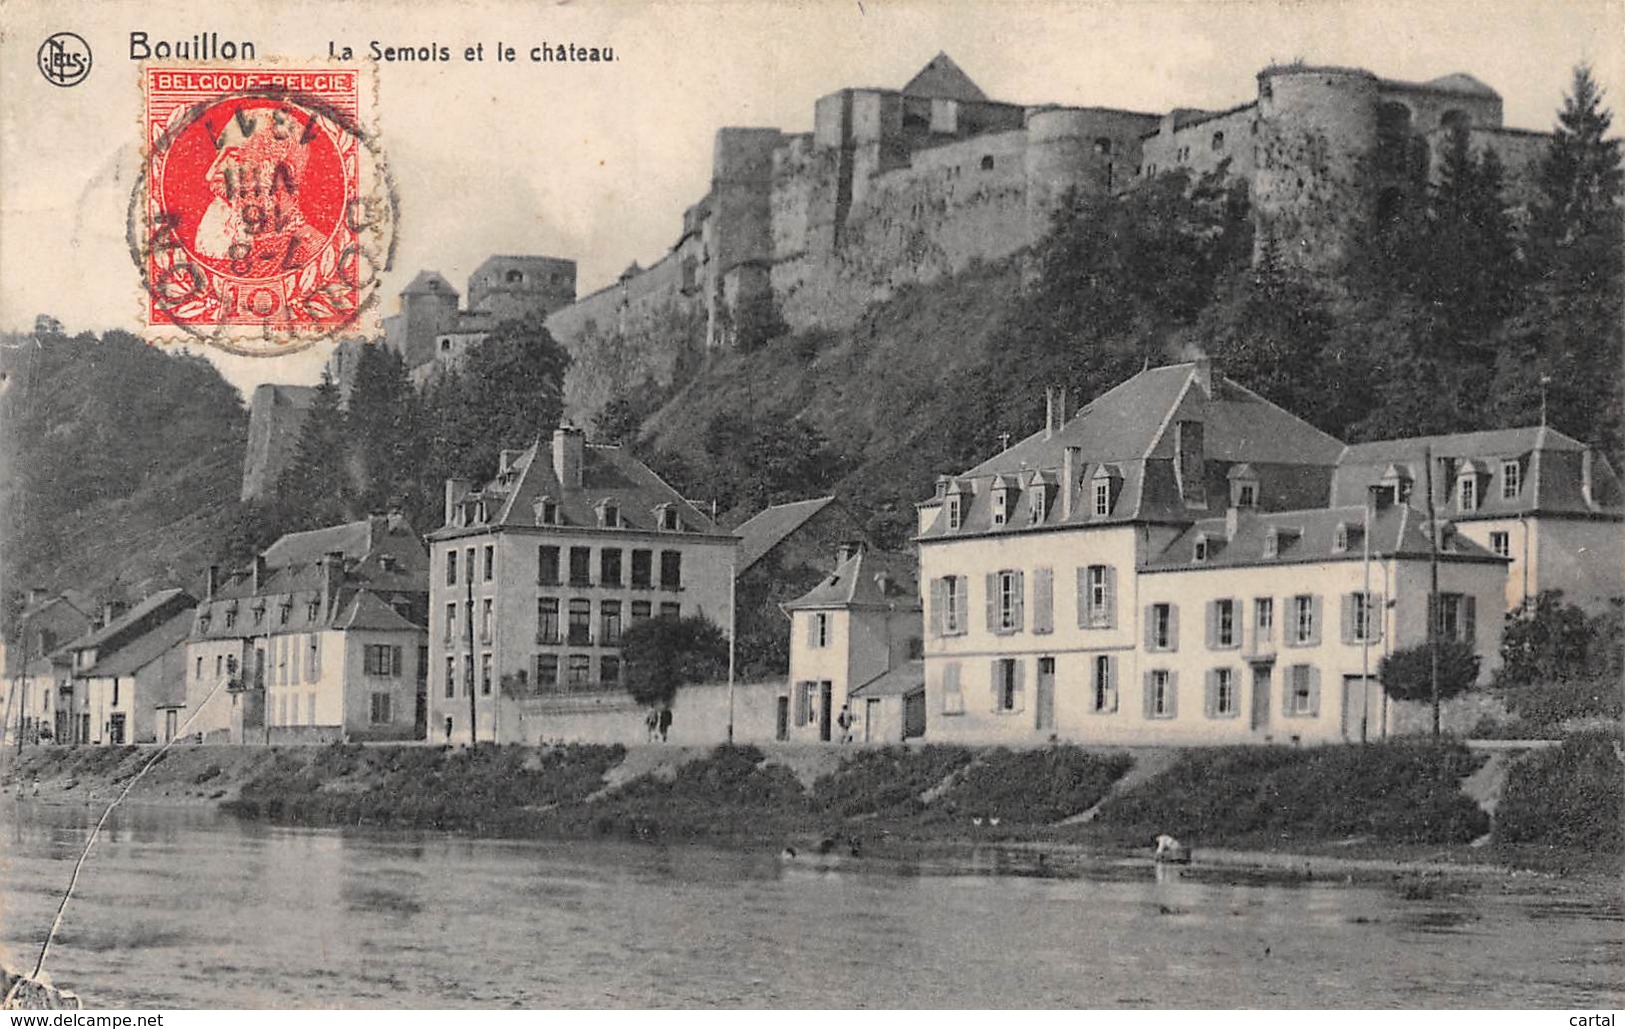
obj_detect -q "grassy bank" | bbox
[4,738,1614,876]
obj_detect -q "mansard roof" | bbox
[432,437,731,540]
[1332,426,1622,519]
[901,52,988,103]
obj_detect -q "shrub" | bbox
[1495,731,1624,852]
[1380,639,1480,703]
[1096,742,1489,845]
[928,747,1135,825]
[811,746,974,818]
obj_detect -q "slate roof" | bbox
[849,660,925,700]
[82,610,192,678]
[901,52,988,103]
[1143,503,1503,572]
[921,362,1345,539]
[429,437,731,541]
[67,589,193,653]
[1332,426,1622,519]
[783,548,919,612]
[734,497,835,573]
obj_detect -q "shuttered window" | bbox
[941,663,964,714]
[1205,668,1239,718]
[1285,664,1320,716]
[1078,565,1115,628]
[1146,603,1178,651]
[1207,599,1237,649]
[990,658,1023,713]
[1090,655,1118,713]
[1341,592,1384,643]
[986,571,1024,634]
[1032,567,1054,634]
[1142,669,1177,719]
[1290,595,1321,646]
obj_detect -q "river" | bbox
[1,801,1619,1008]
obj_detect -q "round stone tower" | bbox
[1251,65,1380,273]
[1024,107,1112,243]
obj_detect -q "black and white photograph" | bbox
[0,0,1621,1014]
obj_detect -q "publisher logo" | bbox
[38,32,92,87]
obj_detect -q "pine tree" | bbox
[1531,64,1624,290]
[1422,127,1521,340]
[274,370,353,531]
[347,342,424,516]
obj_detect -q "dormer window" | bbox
[224,609,237,630]
[1501,459,1521,499]
[992,487,1011,527]
[1458,474,1479,512]
[655,504,682,531]
[946,494,963,531]
[1193,535,1210,563]
[1263,528,1280,559]
[598,500,621,529]
[1029,488,1047,525]
[533,496,559,526]
[307,600,320,620]
[1332,523,1350,553]
[278,602,291,625]
[199,613,212,633]
[1229,465,1260,509]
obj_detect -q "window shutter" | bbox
[985,573,999,631]
[1104,567,1117,628]
[1307,596,1322,646]
[1142,671,1155,719]
[1308,667,1321,716]
[1168,604,1180,651]
[1012,571,1025,632]
[990,660,1003,711]
[794,682,807,725]
[1106,657,1119,712]
[1206,601,1218,650]
[1144,606,1156,650]
[1373,592,1385,641]
[1340,594,1354,645]
[1167,671,1179,718]
[1463,596,1477,645]
[1033,568,1053,634]
[929,579,945,637]
[1076,568,1089,628]
[1012,659,1026,711]
[392,646,402,676]
[1427,595,1439,638]
[943,662,962,712]
[807,614,817,647]
[1204,669,1217,717]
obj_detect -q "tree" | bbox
[272,370,353,532]
[1497,590,1623,686]
[1378,640,1480,704]
[346,342,425,516]
[1530,64,1624,292]
[423,312,572,489]
[619,614,729,707]
[1419,128,1522,340]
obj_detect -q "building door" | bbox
[80,713,90,743]
[1342,675,1379,742]
[775,696,790,741]
[1035,657,1056,731]
[1250,664,1272,732]
[109,713,126,745]
[164,709,178,742]
[903,690,926,739]
[865,698,882,743]
[819,681,833,742]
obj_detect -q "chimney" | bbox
[102,602,120,628]
[386,507,406,534]
[1174,420,1206,506]
[836,540,864,564]
[252,553,268,594]
[1045,387,1057,439]
[553,425,585,489]
[444,478,471,526]
[1581,447,1596,507]
[1193,357,1214,396]
[26,587,46,608]
[323,551,345,609]
[1225,506,1240,541]
[1061,447,1081,519]
[206,565,222,599]
[934,475,952,499]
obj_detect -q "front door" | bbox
[865,698,881,743]
[1035,657,1056,731]
[109,713,126,745]
[1342,675,1379,742]
[164,709,178,742]
[1250,664,1272,732]
[775,696,789,741]
[903,690,926,739]
[818,681,833,742]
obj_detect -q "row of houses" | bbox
[5,360,1621,749]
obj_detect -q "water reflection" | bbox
[0,800,1619,1009]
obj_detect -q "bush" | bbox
[1497,676,1623,731]
[1497,592,1623,688]
[1096,742,1489,845]
[928,747,1134,825]
[1495,731,1624,852]
[1379,639,1480,703]
[811,746,974,818]
[577,745,808,841]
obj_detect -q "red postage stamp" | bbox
[136,68,394,354]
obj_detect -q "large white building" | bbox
[913,361,1523,746]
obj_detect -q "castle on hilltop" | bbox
[246,53,1556,500]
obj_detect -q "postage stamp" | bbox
[131,67,396,356]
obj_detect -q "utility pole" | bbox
[465,552,477,746]
[1423,446,1442,742]
[1360,486,1373,744]
[726,565,737,745]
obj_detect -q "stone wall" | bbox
[241,384,316,501]
[517,680,785,746]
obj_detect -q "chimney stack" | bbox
[386,507,406,534]
[206,565,222,599]
[1581,447,1596,507]
[322,551,345,610]
[553,425,585,489]
[836,540,864,565]
[252,553,268,594]
[102,602,119,628]
[444,478,471,526]
[25,587,46,608]
[1193,356,1214,396]
[1061,446,1080,520]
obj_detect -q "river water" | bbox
[1,801,1620,1008]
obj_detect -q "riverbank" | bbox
[2,736,1618,884]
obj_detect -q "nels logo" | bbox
[38,32,92,87]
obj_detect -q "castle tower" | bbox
[385,271,461,370]
[467,256,577,323]
[1251,65,1381,273]
[706,127,781,348]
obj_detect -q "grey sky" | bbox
[2,0,1619,399]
